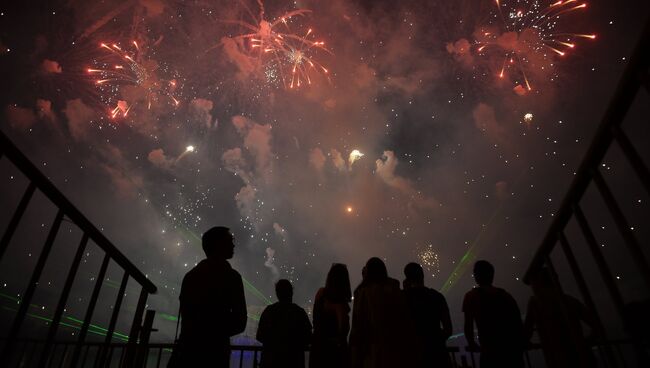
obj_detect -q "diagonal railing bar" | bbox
[0,181,36,262]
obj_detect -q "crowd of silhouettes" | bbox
[171,226,595,368]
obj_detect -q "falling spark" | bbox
[223,2,331,89]
[475,0,595,91]
[88,40,181,118]
[176,145,196,163]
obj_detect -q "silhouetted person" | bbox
[524,268,596,368]
[463,260,524,368]
[403,262,452,368]
[257,279,312,368]
[176,226,247,367]
[310,263,352,368]
[350,257,416,368]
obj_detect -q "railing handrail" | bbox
[523,17,650,284]
[0,129,156,293]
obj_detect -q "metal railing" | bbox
[5,339,523,368]
[0,130,157,367]
[523,17,650,368]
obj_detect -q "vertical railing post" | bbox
[558,232,619,367]
[96,270,130,367]
[573,205,628,324]
[70,253,111,367]
[0,182,37,262]
[612,126,650,195]
[134,310,156,367]
[592,170,650,290]
[124,287,149,367]
[105,271,129,343]
[38,233,89,367]
[0,209,64,365]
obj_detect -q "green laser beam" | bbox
[242,278,272,306]
[440,167,530,294]
[1,305,129,341]
[441,209,501,295]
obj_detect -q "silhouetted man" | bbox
[463,260,524,368]
[403,262,452,368]
[257,279,312,368]
[177,226,247,367]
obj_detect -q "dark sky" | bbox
[1,0,649,342]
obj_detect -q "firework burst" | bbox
[223,0,331,89]
[88,40,181,118]
[475,0,595,91]
[417,244,441,278]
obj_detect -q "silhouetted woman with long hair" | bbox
[309,263,352,368]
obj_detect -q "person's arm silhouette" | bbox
[256,307,270,344]
[300,307,313,348]
[229,272,247,336]
[463,293,479,352]
[441,296,453,342]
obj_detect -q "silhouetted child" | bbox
[524,268,596,368]
[463,260,524,368]
[403,262,452,368]
[176,226,247,367]
[350,257,416,368]
[257,279,312,368]
[310,263,352,368]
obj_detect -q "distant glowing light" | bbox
[346,206,353,213]
[348,149,364,168]
[186,145,195,152]
[524,113,534,123]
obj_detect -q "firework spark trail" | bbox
[476,0,595,91]
[348,149,364,169]
[221,1,331,89]
[87,41,180,118]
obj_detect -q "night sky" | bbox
[1,0,649,343]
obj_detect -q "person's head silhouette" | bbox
[275,279,293,303]
[202,226,235,260]
[325,263,352,302]
[365,257,388,283]
[473,260,495,286]
[403,262,424,289]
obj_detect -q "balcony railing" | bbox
[0,130,157,367]
[523,16,650,368]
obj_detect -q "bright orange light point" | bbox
[346,206,353,213]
